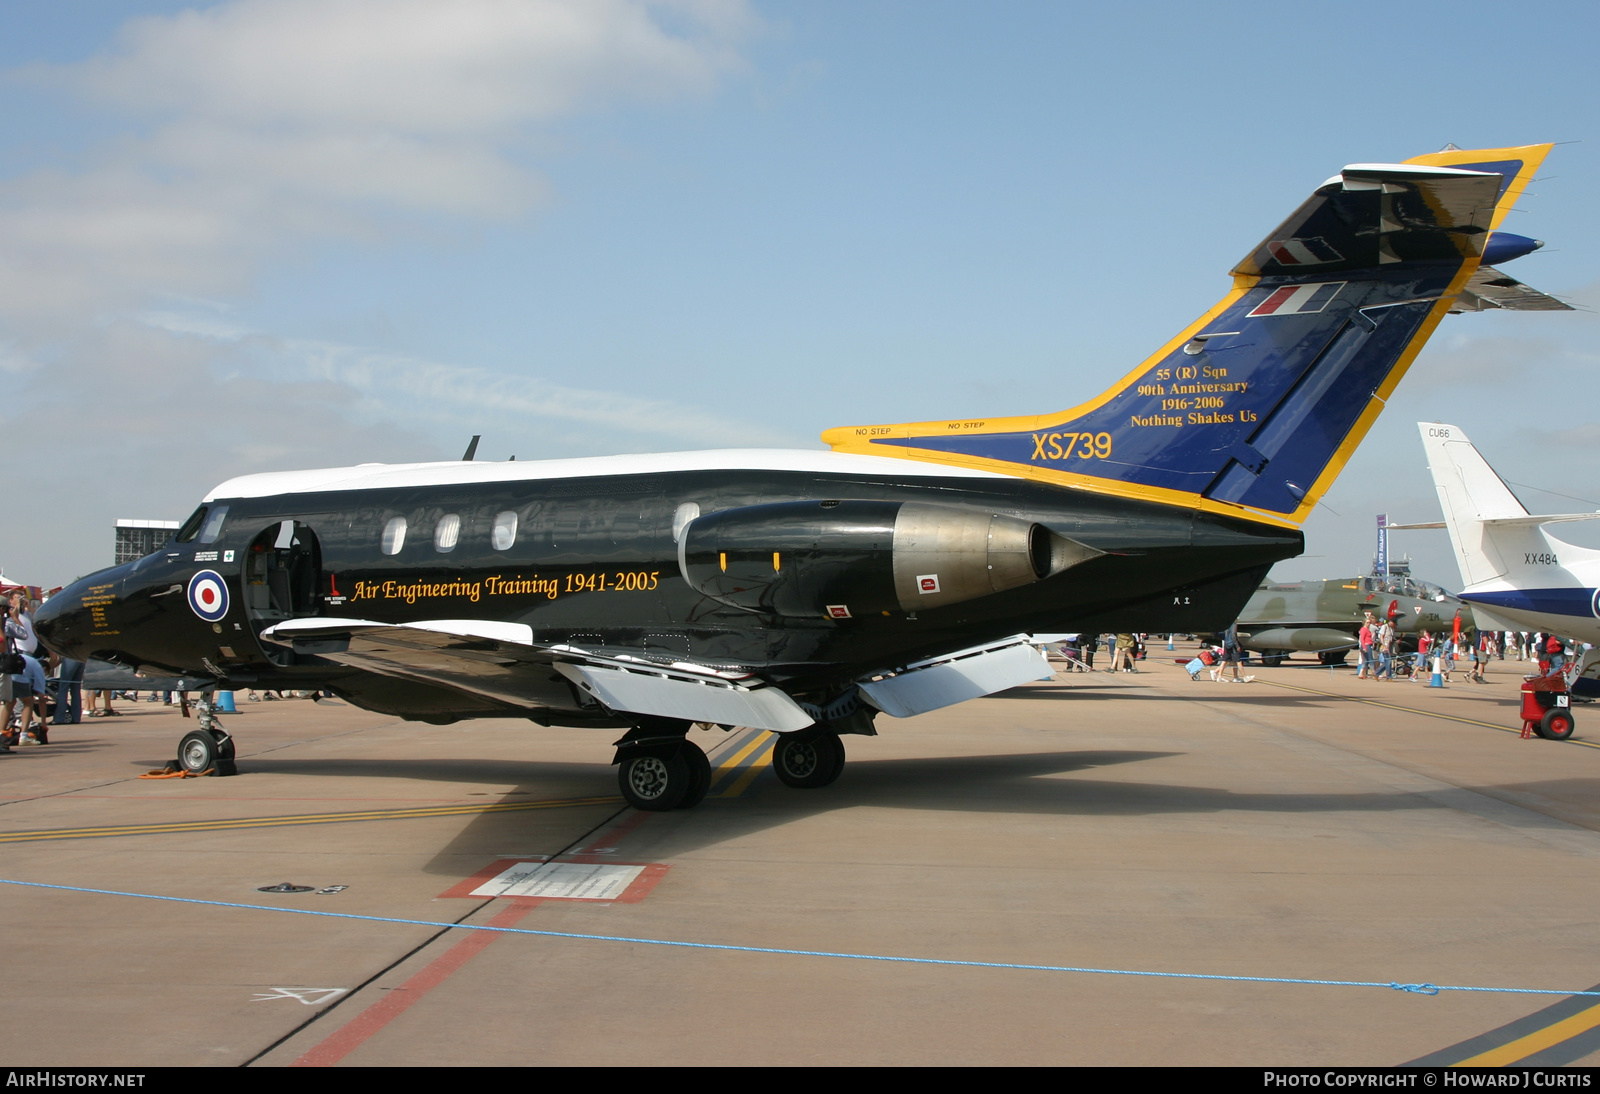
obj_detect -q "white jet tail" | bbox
[1418,421,1600,598]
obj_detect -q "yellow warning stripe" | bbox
[0,795,622,845]
[709,730,773,798]
[1253,679,1600,750]
[1453,1001,1600,1066]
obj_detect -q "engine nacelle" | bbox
[678,500,1100,618]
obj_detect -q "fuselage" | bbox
[36,448,1299,723]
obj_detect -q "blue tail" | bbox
[825,144,1556,526]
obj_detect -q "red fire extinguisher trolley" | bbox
[1520,673,1575,740]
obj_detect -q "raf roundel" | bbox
[187,570,230,623]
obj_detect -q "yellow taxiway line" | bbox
[1453,1000,1600,1066]
[0,794,622,845]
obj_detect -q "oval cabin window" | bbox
[492,510,518,551]
[435,514,461,553]
[381,517,407,555]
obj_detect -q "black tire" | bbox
[177,729,221,774]
[676,739,711,809]
[1540,708,1576,741]
[1261,654,1285,668]
[619,750,690,811]
[1318,650,1349,666]
[772,731,845,789]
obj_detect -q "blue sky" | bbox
[1,0,1596,588]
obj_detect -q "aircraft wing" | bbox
[262,618,1056,730]
[1452,265,1573,312]
[260,617,815,731]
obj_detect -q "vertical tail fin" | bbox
[1419,421,1600,595]
[1418,422,1527,586]
[825,145,1557,527]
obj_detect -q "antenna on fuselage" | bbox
[461,435,481,461]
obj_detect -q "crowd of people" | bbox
[1055,633,1149,674]
[1351,612,1576,683]
[1049,623,1587,689]
[4,590,330,754]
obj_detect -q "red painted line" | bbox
[579,808,653,852]
[292,900,536,1067]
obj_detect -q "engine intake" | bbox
[678,500,1099,618]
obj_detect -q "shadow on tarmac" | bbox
[402,742,1593,874]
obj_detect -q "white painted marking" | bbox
[471,861,645,901]
[253,987,348,1005]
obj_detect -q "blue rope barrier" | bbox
[1,876,1591,999]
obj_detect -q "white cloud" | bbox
[1,0,757,325]
[0,0,762,586]
[62,0,751,133]
[136,308,787,447]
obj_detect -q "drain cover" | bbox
[257,882,315,894]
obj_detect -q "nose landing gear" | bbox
[173,698,237,776]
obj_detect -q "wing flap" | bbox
[554,663,814,732]
[857,635,1053,718]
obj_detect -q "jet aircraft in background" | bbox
[1420,422,1600,692]
[1232,574,1471,666]
[36,144,1571,810]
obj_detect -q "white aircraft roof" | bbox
[204,448,1007,501]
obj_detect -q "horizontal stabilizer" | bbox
[857,636,1053,718]
[1480,512,1600,528]
[1451,266,1573,312]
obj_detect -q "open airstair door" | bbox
[244,520,323,663]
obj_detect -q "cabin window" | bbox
[198,505,230,544]
[434,514,461,553]
[491,510,517,551]
[381,517,407,555]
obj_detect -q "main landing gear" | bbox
[612,716,858,810]
[771,728,845,789]
[613,718,711,811]
[173,697,237,776]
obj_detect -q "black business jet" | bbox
[35,143,1569,809]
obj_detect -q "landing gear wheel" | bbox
[619,750,690,811]
[1262,654,1285,668]
[1539,709,1576,741]
[676,739,711,810]
[177,729,223,775]
[772,731,845,789]
[1318,650,1349,666]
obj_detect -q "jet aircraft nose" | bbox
[34,572,121,662]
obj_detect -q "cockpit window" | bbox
[174,506,207,543]
[198,505,230,544]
